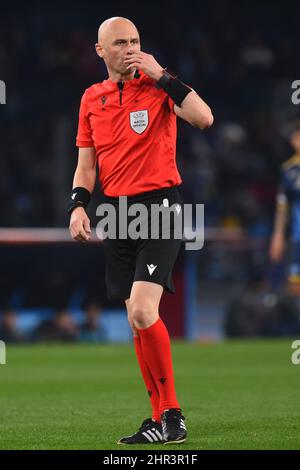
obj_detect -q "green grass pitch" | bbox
[0,339,299,450]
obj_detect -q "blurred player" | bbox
[270,119,300,292]
[68,17,213,444]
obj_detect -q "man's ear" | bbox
[95,43,103,58]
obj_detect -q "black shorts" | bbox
[101,186,184,300]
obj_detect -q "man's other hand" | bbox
[69,206,91,241]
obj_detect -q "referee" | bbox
[69,17,213,445]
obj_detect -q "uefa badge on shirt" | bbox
[130,110,149,134]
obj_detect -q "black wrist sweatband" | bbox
[156,71,192,107]
[68,187,91,217]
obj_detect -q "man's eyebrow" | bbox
[113,38,139,43]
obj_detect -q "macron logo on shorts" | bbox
[71,193,77,200]
[147,264,157,276]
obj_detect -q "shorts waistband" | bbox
[103,186,180,204]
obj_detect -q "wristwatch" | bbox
[156,68,177,89]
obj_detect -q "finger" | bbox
[124,57,140,64]
[74,237,86,243]
[70,226,78,240]
[124,54,142,60]
[79,228,90,241]
[71,223,89,241]
[69,224,79,239]
[125,50,142,56]
[71,220,88,236]
[126,62,139,69]
[127,50,143,56]
[83,218,91,233]
[74,231,88,242]
[124,54,142,61]
[71,229,83,241]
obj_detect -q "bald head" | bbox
[98,17,138,45]
[95,16,141,80]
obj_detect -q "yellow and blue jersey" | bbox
[278,154,300,242]
[277,154,300,281]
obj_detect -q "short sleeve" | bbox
[76,91,94,147]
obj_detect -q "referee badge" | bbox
[130,109,149,134]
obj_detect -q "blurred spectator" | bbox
[225,267,300,337]
[34,309,78,342]
[240,32,274,69]
[0,310,25,343]
[224,268,278,337]
[79,302,107,343]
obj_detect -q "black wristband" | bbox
[156,70,192,107]
[68,187,91,217]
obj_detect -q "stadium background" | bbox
[1,0,300,451]
[1,0,300,341]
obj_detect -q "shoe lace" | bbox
[139,418,155,432]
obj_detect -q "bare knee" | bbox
[128,301,159,329]
[128,317,138,336]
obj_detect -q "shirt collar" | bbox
[101,70,151,91]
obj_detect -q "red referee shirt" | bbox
[76,71,182,196]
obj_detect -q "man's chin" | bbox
[119,66,133,76]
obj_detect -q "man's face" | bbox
[97,22,141,76]
[290,129,300,154]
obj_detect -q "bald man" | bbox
[69,17,213,445]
